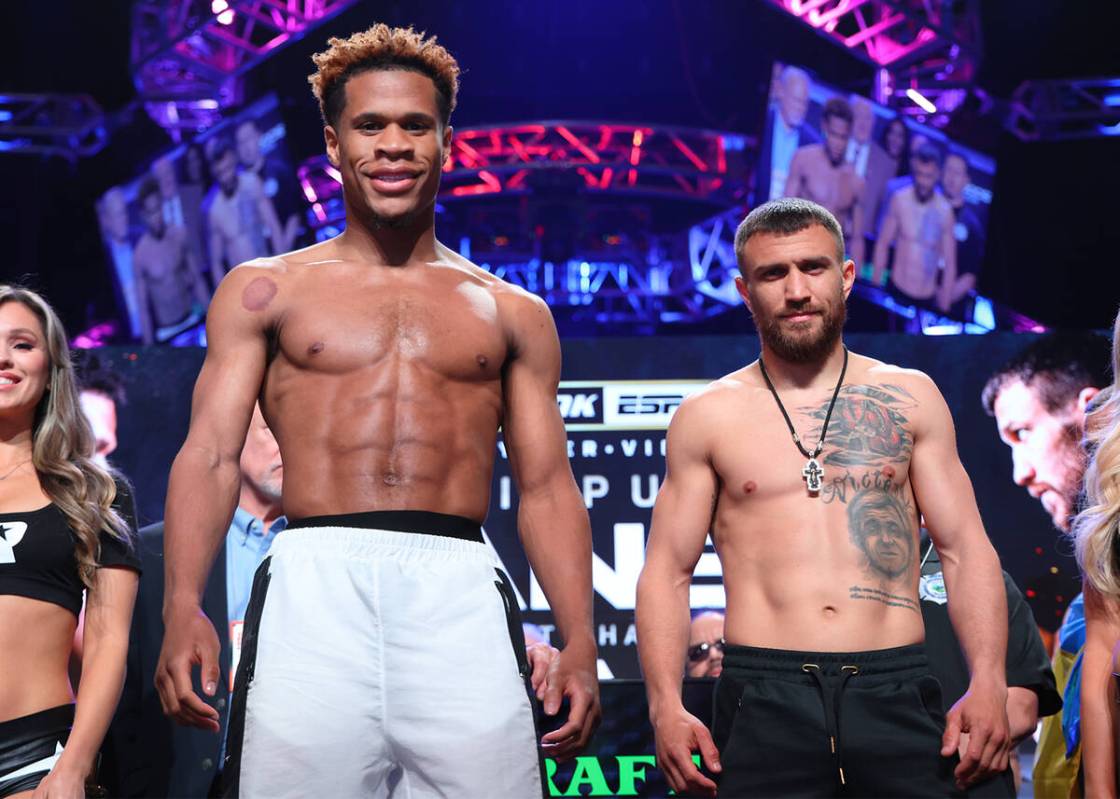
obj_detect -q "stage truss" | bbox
[130,0,360,137]
[1007,77,1120,141]
[0,94,109,161]
[765,0,981,128]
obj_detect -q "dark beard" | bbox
[757,300,847,363]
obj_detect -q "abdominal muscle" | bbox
[0,596,75,722]
[715,516,926,653]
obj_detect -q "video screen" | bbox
[758,62,995,317]
[95,94,306,345]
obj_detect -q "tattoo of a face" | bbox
[801,384,915,469]
[847,487,916,583]
[848,585,919,613]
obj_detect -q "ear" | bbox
[442,124,454,169]
[324,125,340,168]
[735,274,753,314]
[841,258,855,300]
[1076,386,1101,415]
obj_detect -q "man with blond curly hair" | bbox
[154,23,599,798]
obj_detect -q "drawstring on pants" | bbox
[802,663,860,787]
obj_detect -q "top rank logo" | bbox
[556,387,604,424]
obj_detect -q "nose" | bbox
[784,270,811,304]
[376,124,414,159]
[1011,447,1034,487]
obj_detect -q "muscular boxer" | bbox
[637,198,1009,797]
[155,24,599,799]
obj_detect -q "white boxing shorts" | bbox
[219,511,544,799]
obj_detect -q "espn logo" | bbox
[557,381,707,430]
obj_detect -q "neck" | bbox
[339,202,439,266]
[238,486,283,532]
[759,340,847,390]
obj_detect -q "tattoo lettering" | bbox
[800,384,915,469]
[847,486,917,583]
[820,468,902,505]
[848,585,920,613]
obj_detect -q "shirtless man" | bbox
[872,144,957,312]
[154,24,599,799]
[133,178,210,344]
[205,137,288,287]
[636,198,1010,797]
[785,97,865,267]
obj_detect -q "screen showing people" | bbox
[759,62,995,316]
[94,95,305,345]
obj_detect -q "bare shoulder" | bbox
[670,366,755,435]
[217,240,339,296]
[857,354,948,424]
[208,255,299,327]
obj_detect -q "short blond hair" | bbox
[308,23,460,127]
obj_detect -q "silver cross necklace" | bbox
[757,346,848,496]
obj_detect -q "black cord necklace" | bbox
[757,345,849,496]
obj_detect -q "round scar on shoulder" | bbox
[241,276,278,311]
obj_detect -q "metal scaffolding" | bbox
[0,94,109,161]
[130,0,360,137]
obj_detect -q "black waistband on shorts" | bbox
[285,510,483,542]
[0,704,73,748]
[722,643,929,683]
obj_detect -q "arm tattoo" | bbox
[849,585,920,613]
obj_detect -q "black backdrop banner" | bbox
[97,333,1080,678]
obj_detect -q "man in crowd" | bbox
[686,610,725,679]
[872,144,957,312]
[75,352,126,470]
[133,177,210,345]
[940,151,985,306]
[982,332,1112,797]
[784,97,866,266]
[205,137,288,286]
[918,531,1062,797]
[758,65,818,203]
[846,95,894,254]
[97,187,143,340]
[234,119,303,252]
[105,405,286,798]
